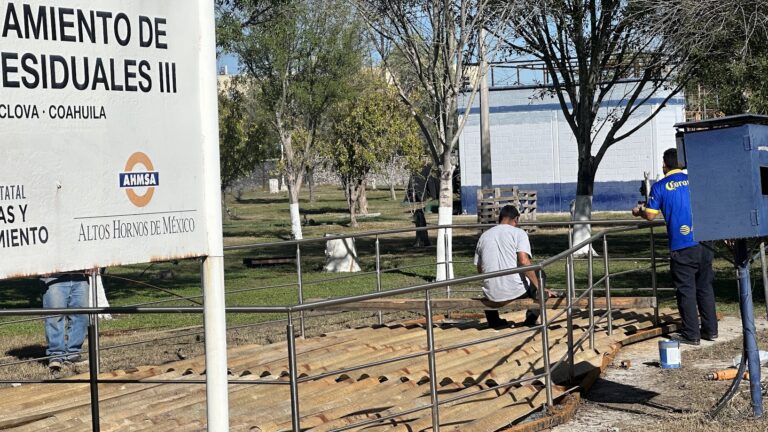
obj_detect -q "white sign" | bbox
[0,0,219,278]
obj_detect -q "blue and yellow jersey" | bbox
[646,169,697,251]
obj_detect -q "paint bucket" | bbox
[659,339,681,369]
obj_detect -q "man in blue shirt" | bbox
[632,148,717,345]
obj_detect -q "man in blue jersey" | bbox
[632,148,717,345]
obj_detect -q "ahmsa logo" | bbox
[119,152,159,207]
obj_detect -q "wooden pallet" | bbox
[477,187,537,228]
[0,308,679,431]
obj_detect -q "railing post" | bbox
[650,226,659,326]
[375,235,383,325]
[603,235,613,335]
[89,269,101,373]
[444,232,451,298]
[565,255,575,383]
[424,290,440,431]
[565,225,576,298]
[761,242,768,320]
[88,269,101,432]
[588,243,595,350]
[295,243,305,338]
[568,249,577,299]
[287,314,301,432]
[538,268,554,407]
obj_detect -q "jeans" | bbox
[43,279,89,362]
[670,244,718,341]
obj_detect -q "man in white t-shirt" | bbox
[474,205,556,328]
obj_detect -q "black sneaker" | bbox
[670,334,700,346]
[488,319,511,329]
[701,332,719,341]
[523,311,539,327]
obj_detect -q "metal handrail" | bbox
[575,286,593,303]
[296,322,545,384]
[0,233,619,315]
[0,222,659,324]
[0,377,291,385]
[224,220,661,251]
[0,219,670,432]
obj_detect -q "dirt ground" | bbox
[551,316,768,432]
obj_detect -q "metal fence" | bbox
[0,219,678,431]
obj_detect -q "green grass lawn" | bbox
[0,185,761,340]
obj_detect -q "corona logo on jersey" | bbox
[665,179,689,191]
[119,152,159,208]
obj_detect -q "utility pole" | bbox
[479,28,492,190]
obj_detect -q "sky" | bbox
[214,50,545,88]
[216,53,240,75]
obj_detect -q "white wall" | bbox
[458,84,686,212]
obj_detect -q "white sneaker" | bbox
[48,359,63,371]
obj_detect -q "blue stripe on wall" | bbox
[461,181,642,214]
[459,98,686,116]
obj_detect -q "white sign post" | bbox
[0,0,229,429]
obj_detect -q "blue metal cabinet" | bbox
[676,115,768,241]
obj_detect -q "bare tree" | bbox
[355,0,516,280]
[218,0,364,239]
[500,0,768,252]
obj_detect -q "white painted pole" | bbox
[198,1,230,430]
[478,27,492,190]
[202,257,229,430]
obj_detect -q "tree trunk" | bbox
[435,157,455,282]
[358,179,369,215]
[221,193,232,221]
[281,129,304,240]
[572,158,596,257]
[287,180,303,239]
[347,181,360,228]
[389,183,397,200]
[307,167,316,203]
[349,205,358,227]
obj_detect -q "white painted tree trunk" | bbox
[435,205,455,282]
[289,202,302,240]
[572,194,597,256]
[88,272,113,320]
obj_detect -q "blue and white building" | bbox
[458,85,686,213]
